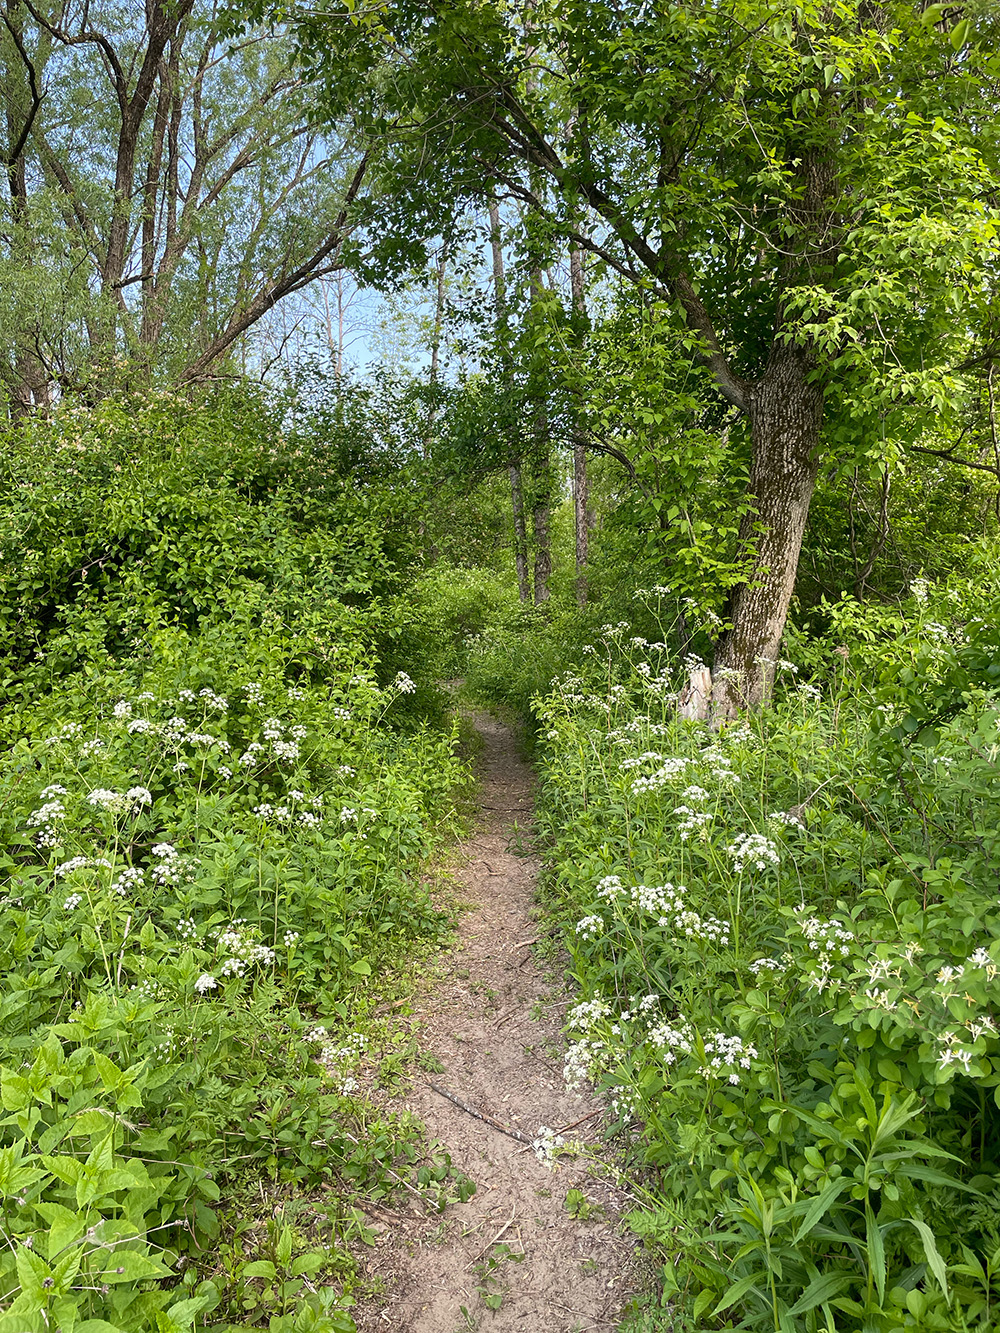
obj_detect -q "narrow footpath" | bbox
[354,712,636,1331]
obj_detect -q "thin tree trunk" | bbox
[510,462,531,603]
[529,264,552,606]
[532,487,552,604]
[424,238,449,455]
[712,343,823,715]
[488,196,532,603]
[569,241,589,606]
[574,444,589,605]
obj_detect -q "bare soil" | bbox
[353,711,637,1332]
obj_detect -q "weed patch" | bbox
[533,600,1000,1331]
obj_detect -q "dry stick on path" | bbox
[464,1208,518,1270]
[426,1081,533,1145]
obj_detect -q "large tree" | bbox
[0,0,371,411]
[288,0,999,708]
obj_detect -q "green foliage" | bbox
[0,388,474,1330]
[531,591,1000,1330]
[0,0,373,400]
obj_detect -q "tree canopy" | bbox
[275,0,1000,703]
[0,0,373,407]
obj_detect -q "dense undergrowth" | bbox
[514,577,1000,1331]
[0,391,475,1333]
[8,374,1000,1333]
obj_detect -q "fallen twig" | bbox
[554,1108,602,1135]
[426,1081,532,1144]
[464,1208,517,1269]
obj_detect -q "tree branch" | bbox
[2,8,44,186]
[179,151,371,382]
[908,443,1000,480]
[21,0,127,112]
[465,84,750,411]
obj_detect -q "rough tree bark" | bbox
[711,341,824,715]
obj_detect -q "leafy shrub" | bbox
[533,610,1000,1332]
[0,390,474,1331]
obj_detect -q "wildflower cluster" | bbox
[630,755,690,793]
[697,1031,758,1085]
[86,786,153,815]
[307,1028,367,1095]
[789,909,855,993]
[563,987,758,1093]
[150,843,200,886]
[56,855,113,878]
[531,1125,566,1167]
[727,832,779,873]
[213,921,277,978]
[588,875,730,946]
[252,793,324,827]
[26,797,67,848]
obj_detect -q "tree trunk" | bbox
[573,441,589,606]
[569,241,589,606]
[424,237,449,454]
[529,265,552,606]
[712,343,823,715]
[488,196,532,603]
[509,462,531,603]
[532,489,552,604]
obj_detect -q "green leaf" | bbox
[866,1203,886,1303]
[15,1244,53,1298]
[907,1218,949,1297]
[871,1093,922,1153]
[787,1270,854,1316]
[163,1295,214,1329]
[903,1164,983,1194]
[290,1251,325,1277]
[52,1244,84,1289]
[794,1179,849,1243]
[242,1261,277,1279]
[950,18,971,49]
[713,1271,767,1315]
[36,1203,85,1259]
[692,1288,716,1321]
[1,1072,31,1112]
[97,1249,170,1282]
[276,1225,294,1267]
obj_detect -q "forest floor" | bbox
[352,711,638,1332]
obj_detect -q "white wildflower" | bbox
[575,915,604,940]
[727,832,779,873]
[532,1125,565,1167]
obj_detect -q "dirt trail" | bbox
[354,712,636,1332]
